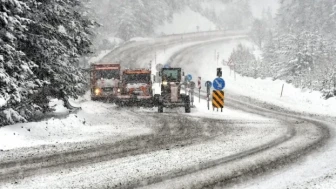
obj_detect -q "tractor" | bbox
[156,67,191,113]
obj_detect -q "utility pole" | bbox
[280,84,284,97]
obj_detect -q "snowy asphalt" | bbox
[0,32,331,188]
[156,40,331,188]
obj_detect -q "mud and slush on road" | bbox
[0,33,332,188]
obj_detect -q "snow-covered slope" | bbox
[165,40,336,117]
[250,0,279,18]
[0,96,152,150]
[155,7,217,35]
[199,0,227,15]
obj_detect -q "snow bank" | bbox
[129,37,152,42]
[155,7,217,35]
[192,98,268,121]
[107,37,124,44]
[0,98,151,150]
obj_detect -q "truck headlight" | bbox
[94,88,101,96]
[117,88,121,93]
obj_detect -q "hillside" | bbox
[155,7,217,35]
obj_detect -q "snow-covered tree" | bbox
[0,0,95,126]
[250,19,267,48]
[21,0,94,111]
[229,44,258,78]
[0,0,42,125]
[261,0,336,98]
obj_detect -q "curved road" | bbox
[0,32,332,188]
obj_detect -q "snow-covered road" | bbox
[0,31,332,188]
[165,39,335,188]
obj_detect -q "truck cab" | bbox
[116,69,153,106]
[90,63,121,101]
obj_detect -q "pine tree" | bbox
[21,0,94,111]
[0,0,95,126]
[262,0,336,97]
[0,0,41,125]
[229,44,257,77]
[250,19,267,48]
[114,1,139,40]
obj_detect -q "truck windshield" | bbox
[96,70,120,80]
[124,74,150,83]
[162,69,180,82]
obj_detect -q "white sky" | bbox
[250,0,280,18]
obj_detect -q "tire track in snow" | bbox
[0,32,248,185]
[0,32,320,188]
[141,41,330,188]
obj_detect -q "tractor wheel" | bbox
[153,94,160,107]
[185,95,191,113]
[158,103,163,113]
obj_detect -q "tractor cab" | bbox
[161,68,182,94]
[157,67,190,113]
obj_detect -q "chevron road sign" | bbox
[212,90,224,111]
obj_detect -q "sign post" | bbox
[198,77,201,103]
[184,74,192,95]
[156,64,163,86]
[156,63,163,72]
[190,81,195,106]
[205,81,212,110]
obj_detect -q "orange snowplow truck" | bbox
[90,63,121,101]
[116,69,153,106]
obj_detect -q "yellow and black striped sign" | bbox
[212,90,224,108]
